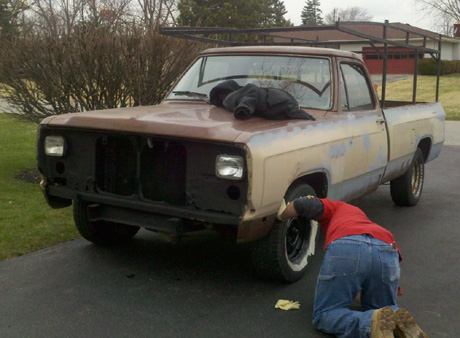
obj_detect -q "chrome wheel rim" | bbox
[411,157,424,197]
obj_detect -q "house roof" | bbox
[273,22,460,45]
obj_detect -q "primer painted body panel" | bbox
[381,102,445,182]
[240,111,388,221]
[240,101,445,222]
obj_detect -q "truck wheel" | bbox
[390,148,425,206]
[73,200,140,245]
[250,184,319,282]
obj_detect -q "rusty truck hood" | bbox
[42,101,319,143]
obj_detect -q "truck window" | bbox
[201,57,230,84]
[168,55,332,110]
[340,63,375,111]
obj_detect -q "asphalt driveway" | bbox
[0,108,459,337]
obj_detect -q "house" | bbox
[273,22,460,74]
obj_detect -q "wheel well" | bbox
[418,137,431,162]
[287,172,328,198]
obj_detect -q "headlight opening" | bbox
[44,136,66,157]
[216,155,244,180]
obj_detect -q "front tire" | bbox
[250,184,319,282]
[390,148,425,206]
[73,200,140,245]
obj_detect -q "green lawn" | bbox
[384,74,460,120]
[0,114,79,261]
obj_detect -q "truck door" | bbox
[330,60,388,201]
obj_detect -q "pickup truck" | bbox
[36,44,445,282]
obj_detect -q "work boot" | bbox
[371,306,396,338]
[394,308,429,338]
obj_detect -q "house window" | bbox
[365,54,379,60]
[394,54,408,59]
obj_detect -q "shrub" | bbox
[0,0,206,123]
[418,58,460,75]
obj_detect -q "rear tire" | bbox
[250,184,319,282]
[390,148,425,206]
[73,200,140,245]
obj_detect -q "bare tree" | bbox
[137,0,177,28]
[431,10,455,36]
[415,0,459,35]
[0,0,205,123]
[416,0,460,22]
[324,6,373,24]
[30,0,132,33]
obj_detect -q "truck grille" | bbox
[140,141,186,205]
[96,136,137,196]
[96,136,186,205]
[39,127,247,216]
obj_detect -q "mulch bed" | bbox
[14,168,41,184]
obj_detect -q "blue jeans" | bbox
[312,235,400,338]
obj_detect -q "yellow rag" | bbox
[275,299,300,310]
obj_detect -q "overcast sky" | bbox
[283,0,432,31]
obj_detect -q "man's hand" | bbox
[277,199,299,221]
[277,199,288,221]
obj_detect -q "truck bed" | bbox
[382,102,445,183]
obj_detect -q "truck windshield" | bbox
[168,55,332,110]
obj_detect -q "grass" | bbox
[383,74,460,121]
[0,114,79,261]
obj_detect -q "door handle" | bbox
[376,117,385,124]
